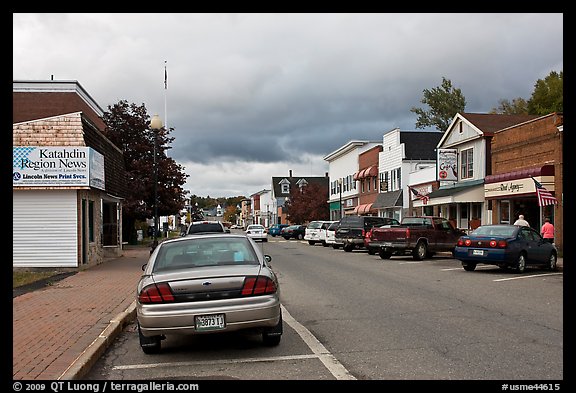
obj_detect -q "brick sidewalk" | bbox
[12,246,149,380]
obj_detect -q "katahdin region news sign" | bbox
[12,146,105,190]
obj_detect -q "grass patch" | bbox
[13,270,64,288]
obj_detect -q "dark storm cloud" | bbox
[13,13,563,197]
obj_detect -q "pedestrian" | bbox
[541,217,555,244]
[514,214,530,227]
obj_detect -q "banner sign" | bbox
[12,146,105,190]
[437,148,458,181]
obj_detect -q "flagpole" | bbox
[164,60,168,133]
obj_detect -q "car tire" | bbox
[548,253,557,271]
[413,241,427,261]
[379,250,392,259]
[138,322,161,354]
[332,244,341,249]
[283,236,290,240]
[367,248,376,255]
[263,238,268,242]
[262,312,283,347]
[462,262,476,271]
[516,253,527,273]
[308,241,315,245]
[298,234,304,240]
[322,241,329,247]
[343,244,354,252]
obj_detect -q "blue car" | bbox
[454,224,557,273]
[268,224,289,237]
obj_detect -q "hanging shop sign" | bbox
[437,148,458,181]
[12,146,105,189]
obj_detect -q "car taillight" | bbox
[138,282,175,304]
[405,228,410,238]
[361,229,366,237]
[497,240,507,248]
[464,239,472,246]
[241,276,277,296]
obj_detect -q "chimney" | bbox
[289,170,292,177]
[325,172,329,177]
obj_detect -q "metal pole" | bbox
[339,179,343,219]
[153,131,159,248]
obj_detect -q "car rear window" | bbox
[187,222,224,234]
[308,221,323,229]
[153,237,260,272]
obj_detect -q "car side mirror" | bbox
[225,229,231,233]
[264,255,272,263]
[141,263,147,271]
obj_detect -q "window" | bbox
[281,183,289,194]
[460,148,473,179]
[88,201,94,242]
[500,200,510,224]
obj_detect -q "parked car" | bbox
[281,225,307,240]
[454,224,558,273]
[246,224,268,242]
[304,220,335,246]
[325,221,342,249]
[366,216,464,260]
[335,216,399,252]
[137,233,282,354]
[268,224,289,237]
[186,220,229,235]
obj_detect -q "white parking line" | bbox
[281,305,356,380]
[441,265,494,271]
[493,272,563,282]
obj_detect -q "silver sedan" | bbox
[137,233,282,354]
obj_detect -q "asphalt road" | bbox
[85,236,564,383]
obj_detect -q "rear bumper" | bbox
[138,295,281,337]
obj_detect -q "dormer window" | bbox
[279,178,290,194]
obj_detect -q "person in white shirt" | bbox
[513,214,530,227]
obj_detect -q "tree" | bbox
[102,100,188,243]
[527,70,563,115]
[411,77,466,131]
[224,205,240,224]
[284,182,329,224]
[489,97,529,114]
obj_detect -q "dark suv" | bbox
[335,216,399,252]
[186,221,230,235]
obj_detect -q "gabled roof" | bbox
[438,112,541,146]
[399,131,443,160]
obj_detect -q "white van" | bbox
[304,220,336,246]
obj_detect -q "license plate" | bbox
[472,249,485,256]
[383,242,392,247]
[195,314,226,331]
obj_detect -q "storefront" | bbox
[485,165,556,230]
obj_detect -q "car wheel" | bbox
[298,234,304,240]
[283,236,290,240]
[548,252,557,271]
[367,248,376,255]
[332,244,341,249]
[138,322,161,354]
[263,238,268,242]
[322,241,329,247]
[413,241,427,261]
[262,312,283,347]
[379,250,392,259]
[343,244,354,252]
[308,241,315,245]
[462,262,476,271]
[516,253,527,273]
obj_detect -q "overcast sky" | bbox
[13,13,563,198]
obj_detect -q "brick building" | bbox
[484,113,563,252]
[13,80,129,268]
[353,145,382,215]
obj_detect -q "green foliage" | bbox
[489,98,529,114]
[411,77,466,131]
[527,71,563,115]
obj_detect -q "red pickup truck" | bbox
[365,216,465,260]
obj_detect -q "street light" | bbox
[150,114,163,251]
[338,178,343,219]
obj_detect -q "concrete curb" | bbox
[58,301,137,380]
